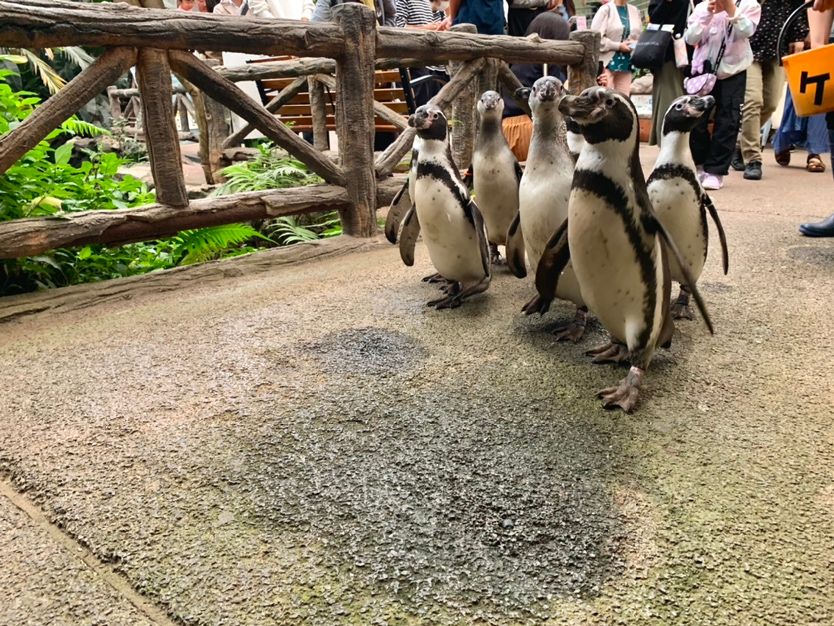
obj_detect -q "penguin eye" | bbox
[605,97,616,108]
[674,103,684,111]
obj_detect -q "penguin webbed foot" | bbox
[489,243,505,266]
[552,307,588,343]
[422,272,447,284]
[671,287,694,321]
[428,277,489,309]
[521,293,552,316]
[586,340,629,364]
[598,366,644,413]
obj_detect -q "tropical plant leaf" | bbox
[174,223,270,265]
[18,49,66,94]
[56,46,94,71]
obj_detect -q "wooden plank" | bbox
[1,1,586,63]
[374,56,485,178]
[308,76,330,151]
[448,24,478,172]
[136,48,188,207]
[315,73,407,132]
[0,178,405,260]
[168,50,345,186]
[220,57,426,82]
[223,75,308,148]
[332,3,377,237]
[0,46,135,175]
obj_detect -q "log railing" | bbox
[0,0,598,261]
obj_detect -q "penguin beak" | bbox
[537,88,558,102]
[684,96,715,117]
[558,94,597,120]
[412,113,432,130]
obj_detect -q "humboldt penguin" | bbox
[648,94,729,320]
[409,103,491,308]
[536,87,713,412]
[506,76,587,342]
[471,91,523,265]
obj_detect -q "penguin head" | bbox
[408,104,448,141]
[662,95,715,135]
[558,87,636,144]
[528,76,564,115]
[477,90,504,119]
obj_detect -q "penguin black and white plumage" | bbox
[409,103,491,309]
[648,94,729,320]
[537,87,713,412]
[472,91,522,265]
[505,76,587,342]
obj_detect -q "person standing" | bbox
[799,0,834,236]
[647,0,693,146]
[733,0,807,181]
[443,0,505,35]
[591,0,642,95]
[685,0,761,190]
[250,0,314,19]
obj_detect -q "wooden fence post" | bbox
[332,3,377,238]
[567,30,600,95]
[308,76,330,152]
[448,24,478,172]
[136,48,189,207]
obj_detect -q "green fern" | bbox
[266,216,320,245]
[60,117,109,138]
[172,223,271,265]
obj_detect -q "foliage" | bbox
[0,46,94,95]
[213,143,322,195]
[0,72,267,295]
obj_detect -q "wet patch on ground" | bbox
[786,245,834,267]
[302,327,427,376]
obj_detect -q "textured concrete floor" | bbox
[0,146,832,625]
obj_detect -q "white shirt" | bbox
[248,0,314,19]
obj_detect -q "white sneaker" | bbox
[696,166,705,182]
[701,173,723,190]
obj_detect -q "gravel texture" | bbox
[0,147,832,625]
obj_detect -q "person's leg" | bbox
[613,70,632,96]
[739,61,764,166]
[704,71,746,178]
[689,106,711,168]
[649,61,684,146]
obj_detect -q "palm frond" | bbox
[56,46,94,71]
[18,49,66,94]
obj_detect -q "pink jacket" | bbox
[685,0,761,79]
[591,2,643,67]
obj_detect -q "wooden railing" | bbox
[0,0,599,260]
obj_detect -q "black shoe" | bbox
[743,160,762,180]
[799,214,834,237]
[731,147,745,172]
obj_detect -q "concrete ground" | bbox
[0,145,832,625]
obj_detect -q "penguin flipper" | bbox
[534,217,570,306]
[702,193,729,275]
[468,199,491,278]
[649,213,714,335]
[384,180,411,244]
[399,205,420,267]
[506,212,527,279]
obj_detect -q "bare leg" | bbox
[671,284,693,320]
[586,340,629,364]
[553,306,588,343]
[598,365,645,413]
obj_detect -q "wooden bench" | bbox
[254,62,412,134]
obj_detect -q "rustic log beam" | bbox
[168,50,345,186]
[218,57,428,82]
[332,3,377,238]
[108,86,188,98]
[0,178,405,259]
[567,30,600,95]
[0,46,135,175]
[374,56,485,178]
[449,24,478,172]
[307,76,330,152]
[315,73,407,132]
[497,61,531,117]
[187,84,229,185]
[0,1,585,63]
[221,76,308,149]
[136,48,188,207]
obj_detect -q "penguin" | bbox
[505,76,588,342]
[471,91,523,265]
[409,103,491,309]
[647,94,729,320]
[534,87,713,412]
[384,135,423,245]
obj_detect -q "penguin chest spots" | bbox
[569,189,657,344]
[648,180,707,282]
[414,177,483,282]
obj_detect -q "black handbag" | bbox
[631,27,673,70]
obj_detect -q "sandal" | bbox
[775,149,791,167]
[806,154,826,173]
